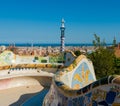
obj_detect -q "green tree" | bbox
[93,34,106,48]
[88,34,116,79]
[74,50,81,56]
[88,48,115,79]
[93,34,101,48]
[114,57,120,74]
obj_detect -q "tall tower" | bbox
[60,18,65,52]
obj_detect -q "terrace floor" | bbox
[0,85,44,106]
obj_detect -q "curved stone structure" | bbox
[0,50,64,90]
[0,50,119,106]
[43,55,120,106]
[0,67,56,90]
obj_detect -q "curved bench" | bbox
[43,55,120,106]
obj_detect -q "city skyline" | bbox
[0,0,120,44]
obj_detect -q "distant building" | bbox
[0,46,6,51]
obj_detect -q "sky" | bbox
[0,0,120,44]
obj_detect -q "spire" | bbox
[114,36,116,40]
[61,18,65,28]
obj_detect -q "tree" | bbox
[88,34,115,79]
[114,57,120,74]
[74,50,81,56]
[93,34,101,48]
[88,48,115,79]
[93,34,106,48]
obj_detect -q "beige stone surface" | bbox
[0,85,43,106]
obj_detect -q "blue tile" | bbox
[106,91,116,104]
[92,100,98,106]
[98,101,108,106]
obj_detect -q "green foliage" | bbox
[93,34,106,48]
[74,50,81,56]
[49,55,64,63]
[114,57,120,74]
[38,57,47,63]
[93,34,100,47]
[114,58,120,66]
[88,48,115,79]
[34,56,38,60]
[87,34,119,79]
[41,59,47,63]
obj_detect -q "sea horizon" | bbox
[0,43,112,47]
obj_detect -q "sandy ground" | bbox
[0,85,43,106]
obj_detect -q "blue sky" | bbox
[0,0,120,44]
